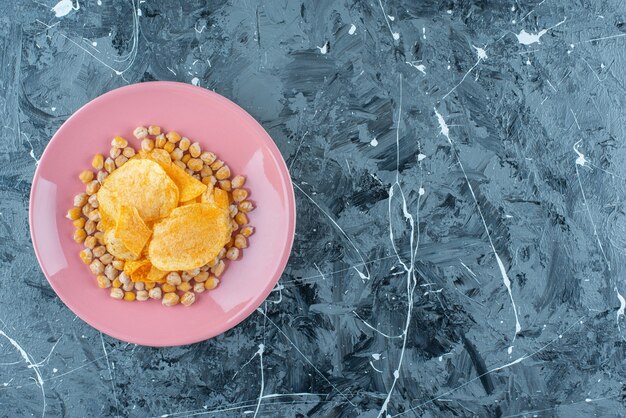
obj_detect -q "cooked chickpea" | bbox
[180,292,195,306]
[211,260,226,277]
[171,148,184,161]
[114,155,128,167]
[231,175,246,188]
[73,228,87,243]
[97,275,111,289]
[177,282,192,292]
[111,136,128,148]
[88,194,99,208]
[92,154,104,170]
[166,131,181,143]
[161,283,176,293]
[187,158,203,172]
[238,201,254,212]
[133,126,148,140]
[226,247,240,260]
[84,236,97,249]
[93,246,106,258]
[90,259,104,274]
[215,165,230,180]
[200,152,216,165]
[204,277,220,290]
[232,188,248,202]
[210,160,224,171]
[79,248,93,264]
[86,180,100,195]
[148,287,162,299]
[94,231,105,245]
[189,142,202,158]
[66,207,82,220]
[163,141,175,153]
[87,209,100,222]
[122,147,136,158]
[155,135,167,148]
[110,147,121,160]
[74,192,88,207]
[110,288,124,299]
[81,204,92,217]
[179,137,191,151]
[194,271,209,283]
[99,253,113,265]
[79,170,94,184]
[235,212,248,225]
[118,272,130,285]
[104,264,118,280]
[218,180,231,191]
[166,272,182,286]
[200,166,212,178]
[162,292,180,306]
[141,138,155,151]
[234,234,248,249]
[104,157,116,173]
[96,170,108,184]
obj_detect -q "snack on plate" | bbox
[67,126,255,307]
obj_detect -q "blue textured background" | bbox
[1,0,626,416]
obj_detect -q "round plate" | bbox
[29,81,295,347]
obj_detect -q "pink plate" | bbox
[29,81,295,347]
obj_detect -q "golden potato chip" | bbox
[148,203,231,271]
[147,151,206,202]
[121,259,166,283]
[115,206,152,258]
[97,159,179,222]
[146,265,168,282]
[123,259,150,275]
[130,263,152,282]
[123,259,152,282]
[200,187,229,209]
[97,187,117,231]
[104,229,138,260]
[148,149,172,164]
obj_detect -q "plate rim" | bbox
[28,81,296,346]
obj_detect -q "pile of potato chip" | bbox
[67,126,255,307]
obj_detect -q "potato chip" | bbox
[148,149,171,165]
[97,159,179,222]
[97,187,117,231]
[155,159,206,202]
[146,265,168,282]
[148,203,231,271]
[104,229,138,260]
[130,262,152,283]
[123,259,151,276]
[115,206,152,258]
[121,259,166,283]
[200,187,229,209]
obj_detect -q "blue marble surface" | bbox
[1,0,626,416]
